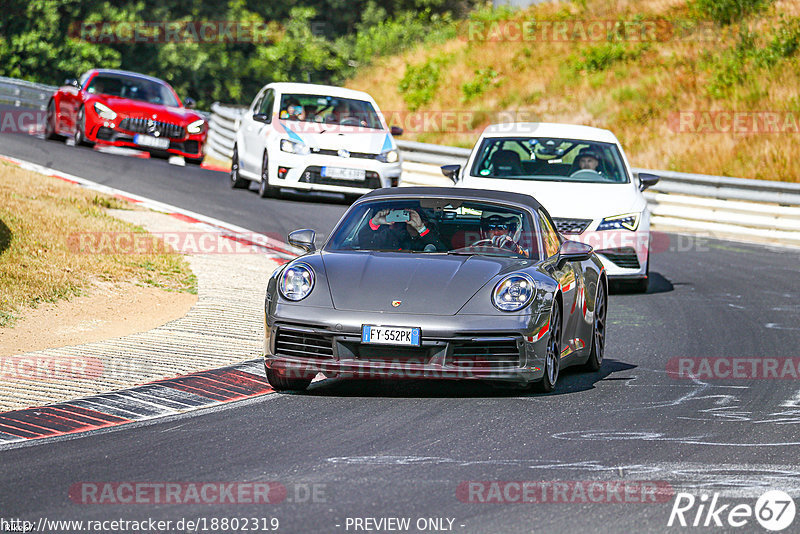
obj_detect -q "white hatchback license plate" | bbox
[361,325,421,346]
[321,166,366,181]
[134,134,170,149]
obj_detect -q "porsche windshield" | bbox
[279,93,383,129]
[85,74,180,107]
[325,199,542,260]
[470,137,629,184]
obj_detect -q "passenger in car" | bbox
[358,208,445,252]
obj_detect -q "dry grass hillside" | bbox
[348,0,800,181]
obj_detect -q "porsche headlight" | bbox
[492,273,536,312]
[279,263,315,301]
[596,213,640,231]
[93,102,117,120]
[377,149,399,163]
[187,119,205,134]
[280,139,310,155]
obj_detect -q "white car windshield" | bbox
[325,198,542,260]
[279,94,383,129]
[470,137,629,184]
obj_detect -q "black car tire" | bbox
[186,155,204,165]
[266,366,311,392]
[45,100,64,141]
[74,106,93,147]
[258,150,278,198]
[535,301,562,393]
[583,281,606,372]
[229,145,248,189]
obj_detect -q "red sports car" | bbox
[45,69,207,163]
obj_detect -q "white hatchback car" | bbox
[230,82,402,199]
[443,123,659,291]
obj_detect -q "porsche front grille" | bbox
[449,340,521,368]
[552,218,592,235]
[274,329,334,360]
[118,118,186,139]
[597,247,641,269]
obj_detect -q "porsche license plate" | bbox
[134,134,170,149]
[361,325,421,346]
[321,167,366,181]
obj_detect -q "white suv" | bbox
[230,82,402,199]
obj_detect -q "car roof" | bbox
[480,122,620,144]
[359,186,545,212]
[90,69,171,86]
[266,82,375,101]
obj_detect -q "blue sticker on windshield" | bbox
[480,169,490,176]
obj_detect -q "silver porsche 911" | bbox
[263,187,608,392]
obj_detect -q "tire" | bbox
[583,281,606,371]
[534,301,562,393]
[74,106,93,147]
[229,145,248,189]
[186,155,204,165]
[45,100,64,141]
[265,366,311,392]
[258,150,278,198]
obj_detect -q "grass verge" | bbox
[0,161,196,327]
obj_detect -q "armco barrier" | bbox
[206,102,800,245]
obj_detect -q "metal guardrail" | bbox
[204,102,800,245]
[0,76,57,110]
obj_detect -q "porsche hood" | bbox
[319,251,520,315]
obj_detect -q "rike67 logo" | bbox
[668,490,796,531]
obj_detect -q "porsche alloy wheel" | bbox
[230,145,248,189]
[584,282,606,371]
[536,301,561,392]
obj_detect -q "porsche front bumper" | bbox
[264,306,550,384]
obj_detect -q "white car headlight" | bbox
[492,273,536,312]
[280,139,311,155]
[279,263,315,301]
[93,102,117,120]
[377,149,399,163]
[596,213,640,231]
[187,119,205,134]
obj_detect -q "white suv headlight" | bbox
[93,102,117,120]
[187,119,205,134]
[279,263,315,301]
[596,213,640,231]
[377,149,399,163]
[492,273,536,312]
[280,139,311,155]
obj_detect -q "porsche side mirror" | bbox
[441,164,461,184]
[253,113,271,124]
[184,97,196,109]
[288,229,316,253]
[638,173,660,191]
[65,78,79,88]
[558,240,593,266]
[390,125,403,136]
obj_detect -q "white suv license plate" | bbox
[134,134,170,149]
[322,166,366,181]
[362,325,421,347]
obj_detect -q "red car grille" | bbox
[119,118,186,139]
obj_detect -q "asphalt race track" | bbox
[2,131,800,533]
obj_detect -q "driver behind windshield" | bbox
[358,208,445,252]
[477,212,529,257]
